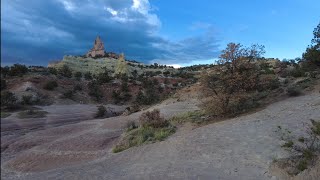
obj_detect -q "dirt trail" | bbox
[1,92,319,179]
[1,96,199,179]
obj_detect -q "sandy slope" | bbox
[1,92,319,179]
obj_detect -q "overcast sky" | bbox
[1,0,319,67]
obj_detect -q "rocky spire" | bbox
[86,36,106,58]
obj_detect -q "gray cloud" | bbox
[1,0,219,66]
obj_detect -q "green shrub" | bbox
[298,137,305,143]
[282,140,294,148]
[43,80,58,90]
[112,90,121,104]
[135,91,145,104]
[228,95,260,115]
[287,86,302,96]
[264,68,274,74]
[1,79,7,90]
[74,71,82,80]
[17,110,48,119]
[84,72,93,80]
[268,78,280,90]
[290,67,305,77]
[302,149,314,160]
[112,124,175,153]
[7,64,28,77]
[48,67,57,75]
[154,127,175,140]
[297,159,308,172]
[302,22,320,67]
[135,89,160,105]
[1,91,17,107]
[120,74,129,82]
[73,84,82,91]
[170,110,206,125]
[163,71,170,77]
[121,82,129,92]
[201,43,265,117]
[123,93,132,102]
[139,109,168,128]
[63,90,73,99]
[132,70,138,79]
[310,119,320,136]
[95,105,106,118]
[21,95,33,105]
[254,91,270,100]
[296,78,313,89]
[113,91,132,103]
[58,65,72,78]
[1,66,10,77]
[112,110,175,153]
[88,81,103,101]
[258,76,280,91]
[96,70,111,84]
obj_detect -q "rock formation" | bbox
[86,36,106,58]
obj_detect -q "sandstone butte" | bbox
[86,36,106,58]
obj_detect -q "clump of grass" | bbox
[126,121,138,132]
[297,159,308,172]
[113,109,175,153]
[298,137,305,143]
[282,140,294,148]
[170,110,206,125]
[112,125,175,153]
[17,110,48,119]
[310,119,320,136]
[154,126,175,141]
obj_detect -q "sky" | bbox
[1,0,319,67]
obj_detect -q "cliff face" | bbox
[86,36,106,58]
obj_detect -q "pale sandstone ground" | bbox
[1,88,319,179]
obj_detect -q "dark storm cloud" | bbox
[1,0,219,66]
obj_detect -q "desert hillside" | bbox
[1,22,320,180]
[1,80,319,179]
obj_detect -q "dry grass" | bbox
[169,110,206,125]
[113,109,176,153]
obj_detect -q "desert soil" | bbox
[1,90,319,179]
